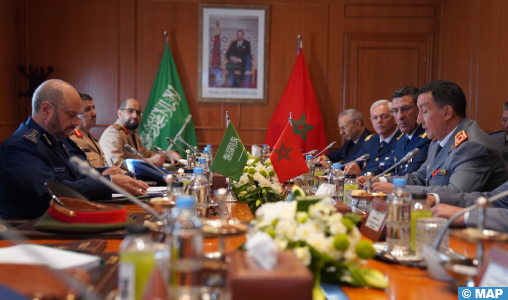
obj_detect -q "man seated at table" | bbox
[99,98,181,170]
[345,87,430,176]
[358,80,508,194]
[489,101,508,167]
[319,109,371,164]
[0,79,148,220]
[343,100,401,175]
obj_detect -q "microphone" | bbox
[342,153,371,166]
[312,142,337,160]
[153,145,188,166]
[166,137,187,154]
[302,149,317,156]
[69,156,163,222]
[176,135,198,154]
[123,144,168,176]
[370,148,420,182]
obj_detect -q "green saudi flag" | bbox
[139,44,198,156]
[211,122,249,181]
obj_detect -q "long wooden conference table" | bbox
[1,202,505,300]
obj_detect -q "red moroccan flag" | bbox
[269,123,309,183]
[264,50,328,153]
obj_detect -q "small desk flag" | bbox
[211,122,249,181]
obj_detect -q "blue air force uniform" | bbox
[0,117,112,219]
[377,125,431,176]
[351,129,401,174]
[326,129,372,164]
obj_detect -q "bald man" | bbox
[0,80,148,219]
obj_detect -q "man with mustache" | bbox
[0,80,148,219]
[344,100,401,175]
[359,80,508,194]
[99,98,181,170]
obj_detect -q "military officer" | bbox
[359,80,508,194]
[489,101,508,167]
[320,109,371,164]
[99,98,181,170]
[372,86,431,175]
[69,93,108,168]
[0,80,148,219]
[344,100,400,175]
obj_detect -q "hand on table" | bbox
[111,174,149,196]
[431,204,466,227]
[371,182,394,193]
[102,165,125,176]
[344,163,362,176]
[149,154,165,166]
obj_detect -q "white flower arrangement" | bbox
[249,196,388,291]
[232,156,284,213]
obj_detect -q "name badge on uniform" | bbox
[432,169,447,177]
[53,167,66,173]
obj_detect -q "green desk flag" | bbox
[139,44,198,156]
[211,122,248,181]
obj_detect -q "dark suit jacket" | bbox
[378,125,431,176]
[226,39,251,74]
[0,117,112,219]
[326,128,371,164]
[352,129,402,174]
[389,119,508,193]
[489,130,508,167]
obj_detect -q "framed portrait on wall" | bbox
[197,4,270,103]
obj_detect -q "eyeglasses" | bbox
[370,114,391,121]
[120,108,143,116]
[390,105,416,115]
[50,102,85,120]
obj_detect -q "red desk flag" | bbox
[264,50,327,153]
[269,123,309,183]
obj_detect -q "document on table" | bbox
[112,186,168,198]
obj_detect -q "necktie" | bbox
[435,144,443,158]
[238,41,242,48]
[379,141,387,151]
[404,137,411,151]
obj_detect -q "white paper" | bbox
[365,209,386,231]
[245,232,278,270]
[0,244,101,270]
[251,145,262,158]
[480,262,508,287]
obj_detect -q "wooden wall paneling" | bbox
[344,35,432,133]
[438,0,475,117]
[0,0,22,143]
[476,0,508,133]
[24,0,121,138]
[237,2,330,148]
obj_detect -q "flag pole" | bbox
[225,111,230,126]
[289,112,293,127]
[297,35,301,55]
[163,31,168,47]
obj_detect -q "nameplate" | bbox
[315,183,334,196]
[476,246,508,287]
[360,198,388,242]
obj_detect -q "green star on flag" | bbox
[273,142,292,162]
[292,113,314,142]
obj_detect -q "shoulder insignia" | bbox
[396,133,404,140]
[23,128,40,144]
[420,133,427,139]
[113,124,128,134]
[73,129,83,138]
[394,157,398,162]
[364,134,374,142]
[455,130,468,148]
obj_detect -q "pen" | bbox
[118,195,149,202]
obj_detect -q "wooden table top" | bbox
[2,202,507,300]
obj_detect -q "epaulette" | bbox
[396,132,404,140]
[455,130,468,148]
[22,128,41,145]
[72,129,83,138]
[113,124,128,134]
[364,134,374,142]
[420,133,427,139]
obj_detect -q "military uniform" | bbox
[69,128,107,168]
[489,130,508,167]
[377,125,431,176]
[326,129,371,164]
[387,119,508,193]
[99,119,156,170]
[0,117,112,219]
[351,129,401,174]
